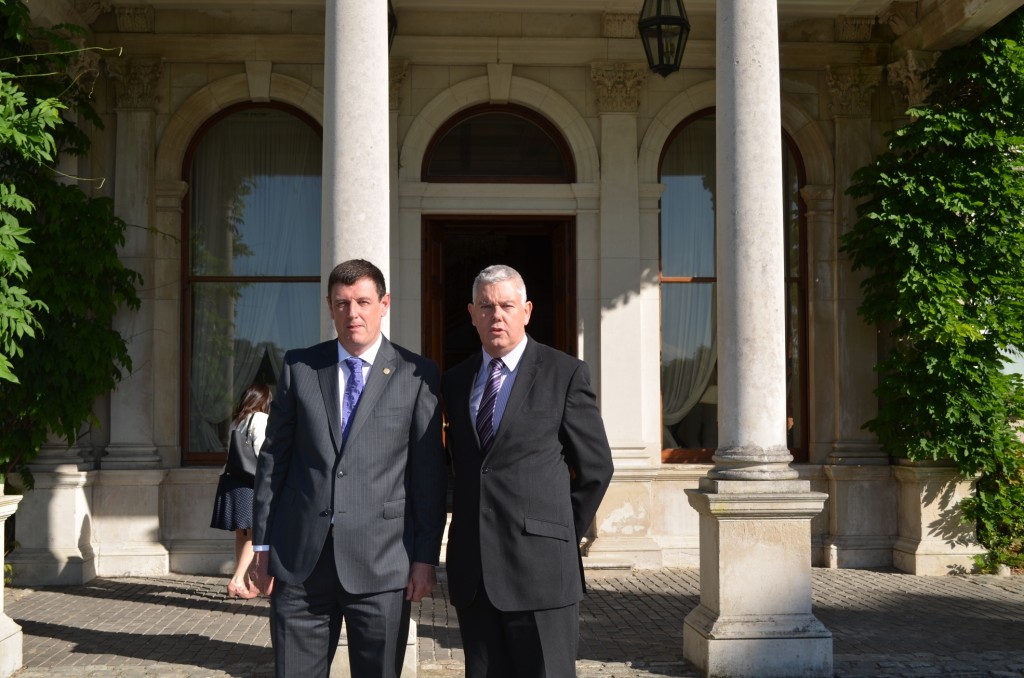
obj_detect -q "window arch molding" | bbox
[151,75,323,464]
[422,103,575,183]
[398,74,598,184]
[656,108,810,464]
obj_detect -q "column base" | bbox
[823,535,895,569]
[584,535,663,576]
[168,538,236,576]
[0,614,23,678]
[683,606,832,678]
[893,461,985,575]
[8,546,96,586]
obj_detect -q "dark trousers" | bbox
[270,534,410,678]
[456,586,579,678]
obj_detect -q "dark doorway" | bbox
[422,216,576,372]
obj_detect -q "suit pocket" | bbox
[523,516,571,541]
[383,499,405,519]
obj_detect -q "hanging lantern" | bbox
[638,0,691,77]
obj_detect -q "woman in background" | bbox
[210,382,272,599]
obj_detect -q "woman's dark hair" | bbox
[233,382,273,426]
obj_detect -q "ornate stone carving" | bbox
[888,50,939,110]
[591,62,647,114]
[835,15,875,42]
[825,65,882,117]
[389,59,408,111]
[116,5,155,33]
[105,57,162,109]
[603,13,638,39]
[68,48,102,97]
[880,1,919,37]
[74,0,112,24]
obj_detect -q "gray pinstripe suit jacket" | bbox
[252,337,447,594]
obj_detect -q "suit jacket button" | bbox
[481,467,490,474]
[337,470,344,477]
[320,509,330,517]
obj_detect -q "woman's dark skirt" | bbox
[210,472,254,531]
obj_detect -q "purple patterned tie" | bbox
[342,357,365,445]
[476,358,504,453]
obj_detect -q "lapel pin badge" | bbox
[382,367,391,375]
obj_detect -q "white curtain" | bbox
[189,110,321,452]
[660,117,718,448]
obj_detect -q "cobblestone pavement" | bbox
[6,567,1024,677]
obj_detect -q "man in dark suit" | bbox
[442,264,614,677]
[251,259,447,678]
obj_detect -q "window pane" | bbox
[189,281,320,453]
[660,116,716,278]
[783,145,801,278]
[661,283,717,449]
[786,281,802,450]
[426,111,570,180]
[189,109,321,277]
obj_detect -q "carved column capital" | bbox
[826,65,882,117]
[888,50,939,110]
[105,57,162,110]
[389,59,409,111]
[591,62,647,114]
[800,184,835,213]
[69,47,102,97]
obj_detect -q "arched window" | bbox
[659,109,807,463]
[182,104,322,464]
[423,104,575,183]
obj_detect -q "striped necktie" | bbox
[476,358,504,453]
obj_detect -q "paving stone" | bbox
[6,568,1024,677]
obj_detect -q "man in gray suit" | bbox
[442,264,614,677]
[251,259,447,678]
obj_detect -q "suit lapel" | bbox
[490,339,540,453]
[343,337,398,448]
[316,341,344,453]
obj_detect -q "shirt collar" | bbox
[337,334,383,366]
[482,335,528,372]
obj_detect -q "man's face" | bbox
[468,280,532,359]
[327,276,389,356]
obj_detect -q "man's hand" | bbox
[250,551,275,596]
[405,562,436,602]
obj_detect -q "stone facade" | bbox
[13,0,1022,595]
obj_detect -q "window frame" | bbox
[179,102,323,466]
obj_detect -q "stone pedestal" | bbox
[892,460,985,575]
[0,492,24,678]
[823,463,897,568]
[683,479,832,677]
[93,469,169,577]
[7,467,96,586]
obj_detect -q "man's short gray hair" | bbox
[471,265,528,303]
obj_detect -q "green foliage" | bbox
[0,74,62,383]
[841,9,1024,570]
[0,1,140,486]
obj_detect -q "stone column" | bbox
[683,2,831,675]
[103,56,162,469]
[322,0,391,340]
[93,56,168,577]
[820,64,899,569]
[389,59,414,348]
[0,492,23,678]
[585,62,662,570]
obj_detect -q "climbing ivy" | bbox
[842,9,1024,570]
[0,1,140,487]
